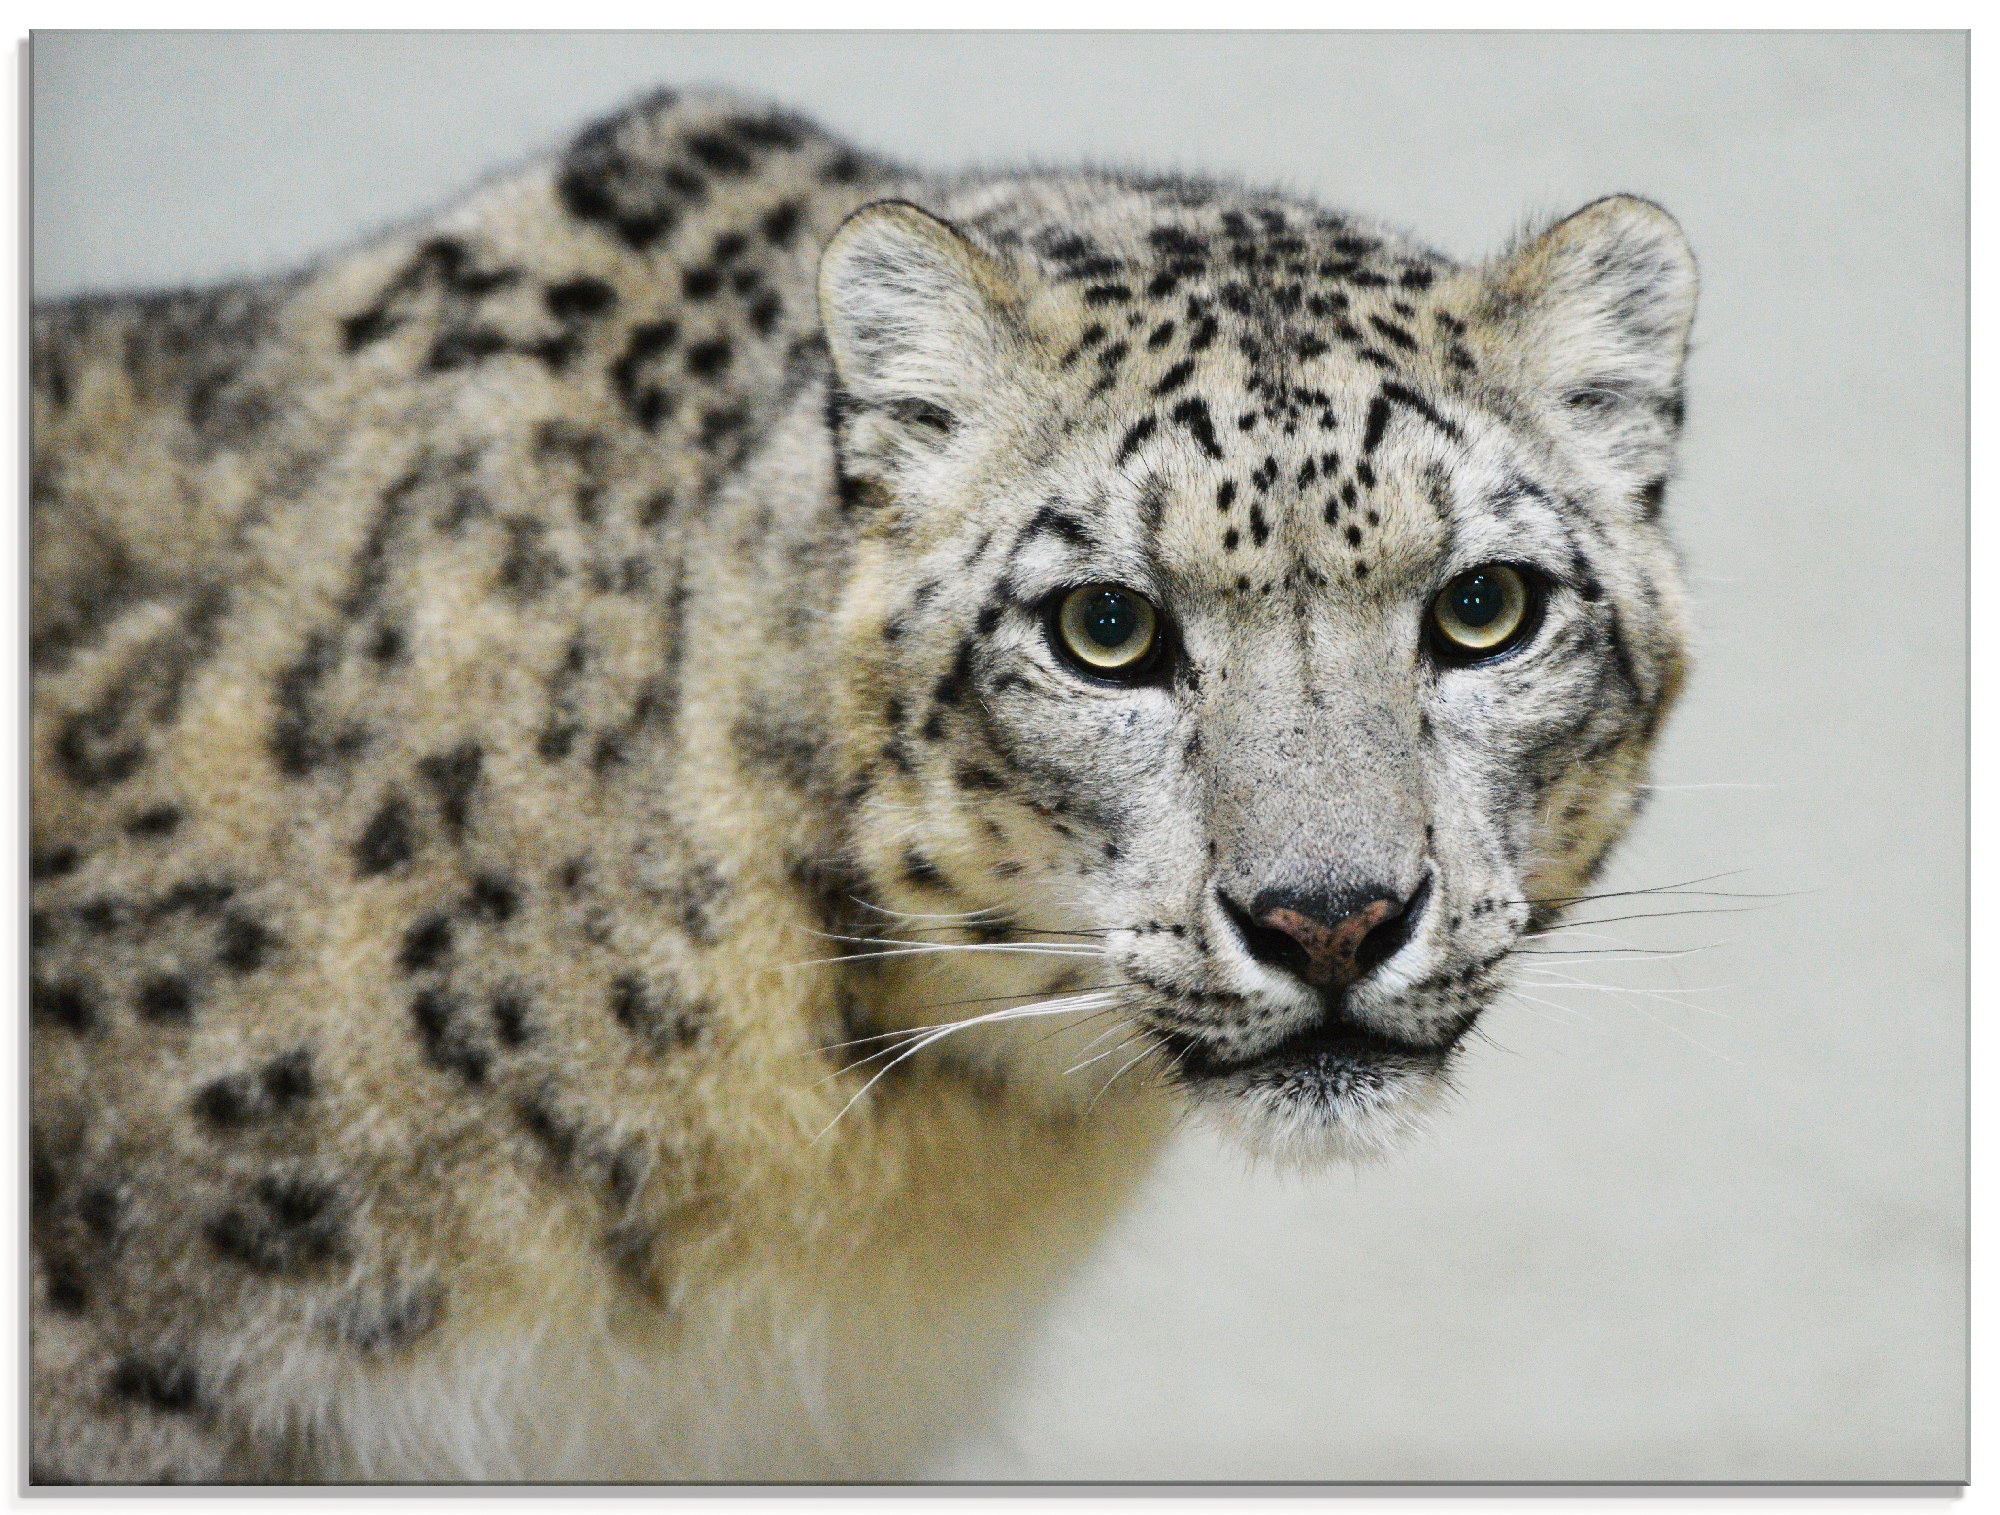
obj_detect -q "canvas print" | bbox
[26,31,1966,1485]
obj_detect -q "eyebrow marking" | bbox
[1016,501,1096,551]
[1363,381,1464,454]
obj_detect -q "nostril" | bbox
[1218,891,1315,982]
[1351,872,1430,979]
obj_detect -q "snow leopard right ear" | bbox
[818,200,1019,447]
[1472,196,1697,508]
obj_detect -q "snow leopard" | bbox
[29,87,1695,1483]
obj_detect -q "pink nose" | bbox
[1255,897,1404,989]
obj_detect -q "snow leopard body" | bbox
[29,89,1695,1482]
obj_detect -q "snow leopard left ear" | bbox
[1474,196,1697,506]
[818,200,1019,447]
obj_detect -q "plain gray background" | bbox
[30,31,1967,1482]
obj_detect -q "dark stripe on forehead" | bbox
[1490,473,1552,514]
[1363,381,1464,455]
[1017,501,1096,551]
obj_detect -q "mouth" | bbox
[1160,1003,1459,1083]
[1150,1000,1470,1166]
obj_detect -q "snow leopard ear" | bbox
[1475,196,1697,505]
[818,200,1018,443]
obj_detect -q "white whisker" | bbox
[789,940,1107,970]
[1090,1036,1166,1108]
[844,896,1007,923]
[814,990,1120,1138]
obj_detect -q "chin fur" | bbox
[1182,1055,1457,1170]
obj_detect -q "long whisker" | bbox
[1533,905,1774,931]
[845,896,1006,923]
[818,992,1119,1093]
[814,991,1119,1136]
[811,981,1144,1055]
[1507,986,1733,1059]
[1520,869,1798,907]
[1502,988,1604,1030]
[1515,977,1733,1011]
[789,941,1108,970]
[1091,1035,1169,1108]
[1635,782,1779,791]
[1515,943,1727,961]
[826,921,1138,940]
[1064,1026,1152,1077]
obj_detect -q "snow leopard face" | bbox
[821,184,1693,1163]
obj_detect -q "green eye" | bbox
[1054,585,1161,676]
[1430,565,1534,659]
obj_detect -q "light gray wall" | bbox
[32,30,1967,1482]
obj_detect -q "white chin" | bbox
[1184,1055,1455,1170]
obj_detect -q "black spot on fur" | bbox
[208,1176,343,1275]
[32,979,95,1034]
[499,517,564,601]
[545,277,617,321]
[31,846,80,880]
[1169,396,1224,459]
[135,975,193,1023]
[125,805,182,839]
[611,321,679,430]
[465,873,519,923]
[761,200,802,247]
[215,914,274,974]
[515,1086,581,1166]
[411,989,488,1084]
[931,639,977,707]
[902,849,948,890]
[270,631,360,779]
[263,1048,316,1108]
[609,974,704,1053]
[341,306,399,353]
[1020,502,1094,550]
[354,794,416,877]
[1116,414,1157,464]
[42,1256,89,1315]
[53,706,148,790]
[193,1073,252,1128]
[108,1359,200,1415]
[684,129,755,175]
[685,337,732,380]
[418,741,482,839]
[197,1049,314,1126]
[426,328,510,371]
[399,914,453,973]
[1152,359,1195,396]
[491,993,534,1048]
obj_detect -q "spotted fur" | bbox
[30,89,1694,1483]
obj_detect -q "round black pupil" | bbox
[1083,591,1139,650]
[1449,572,1506,628]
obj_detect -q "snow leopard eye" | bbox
[1051,585,1162,679]
[1428,564,1540,662]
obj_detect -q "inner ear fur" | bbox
[1476,195,1698,409]
[817,199,1020,427]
